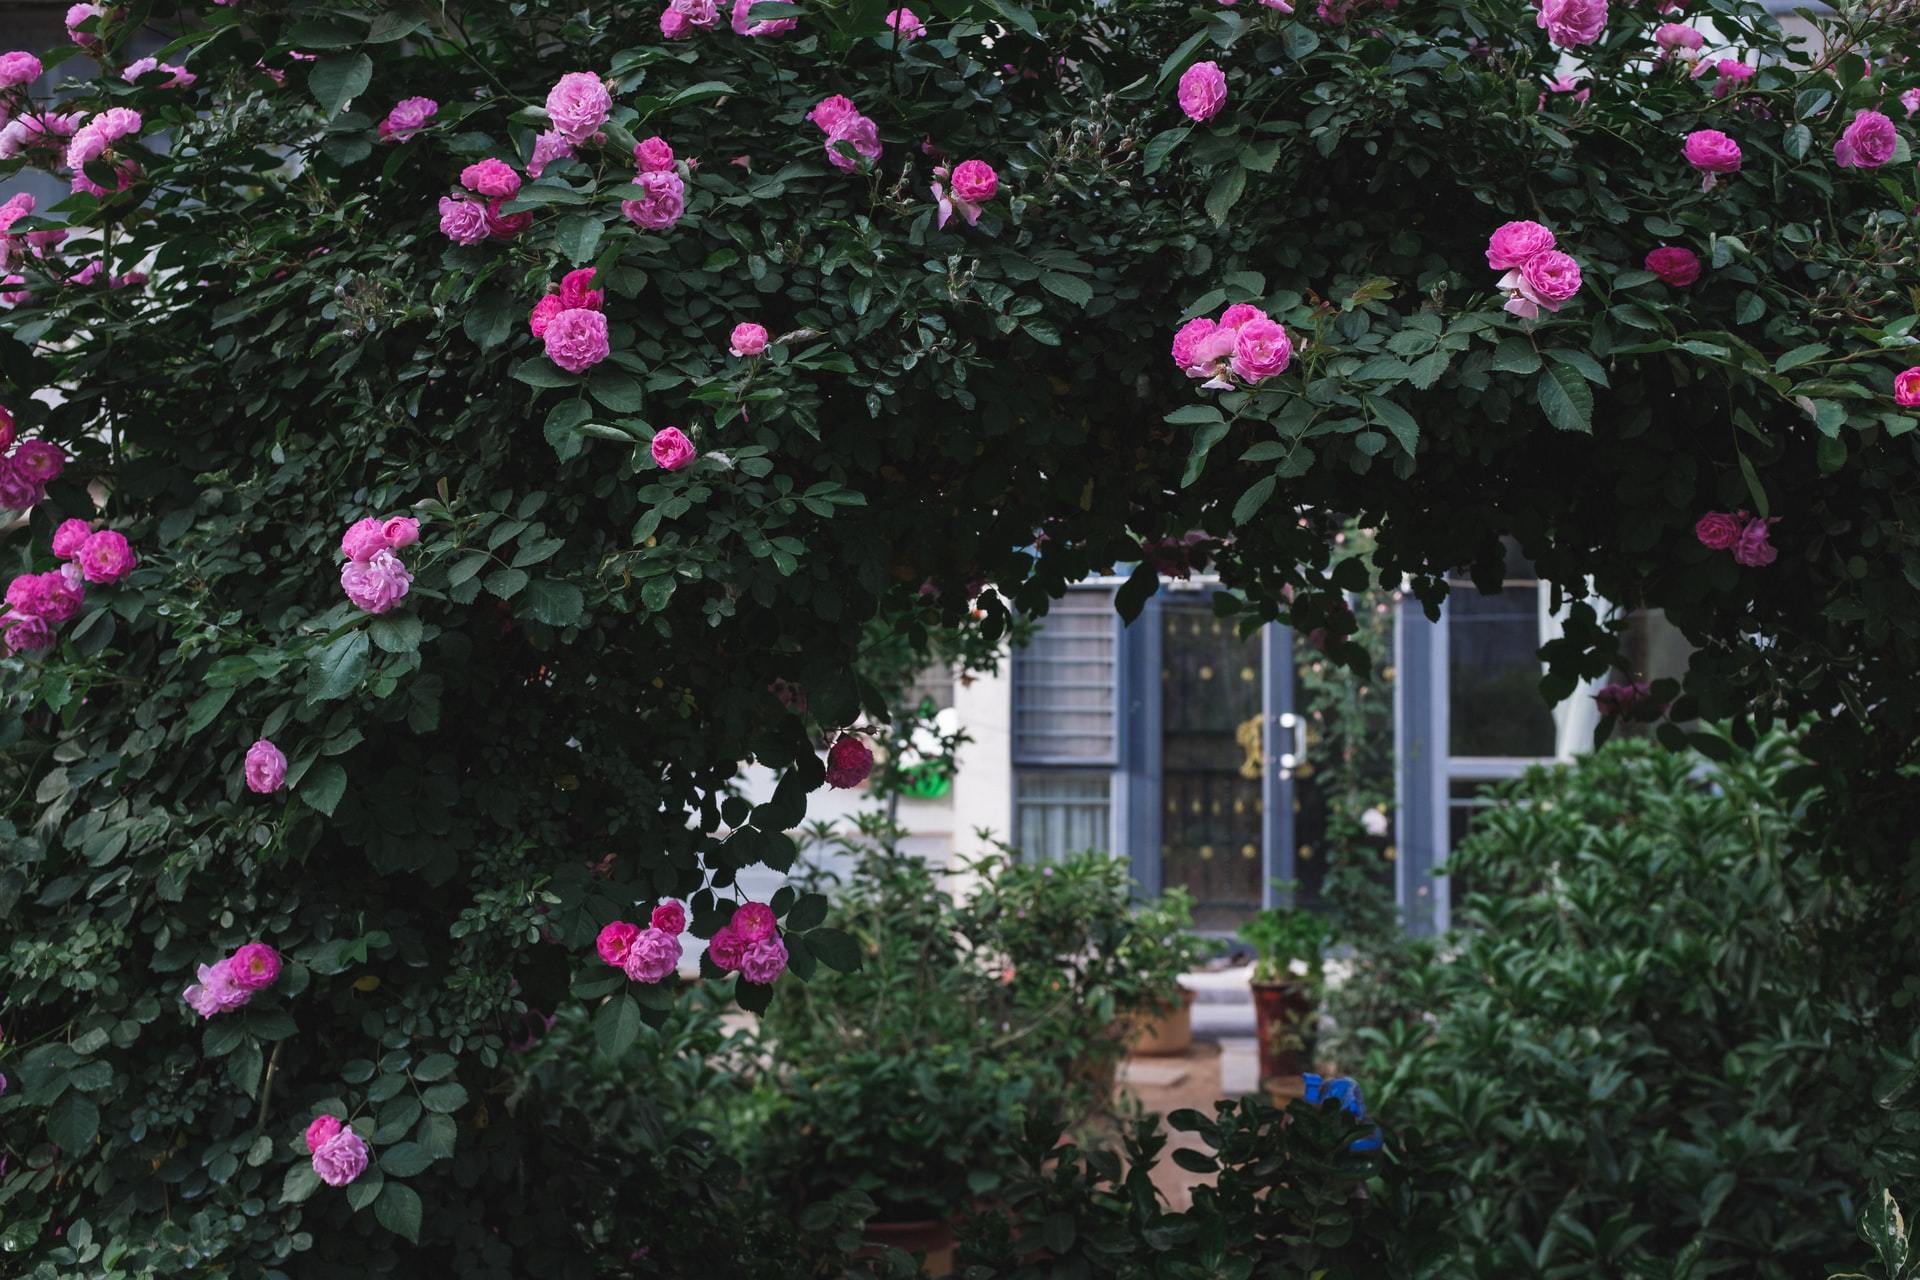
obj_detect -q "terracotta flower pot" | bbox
[1125,985,1196,1057]
[860,1218,957,1275]
[1250,979,1314,1082]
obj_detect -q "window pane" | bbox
[1447,586,1555,757]
[1015,772,1112,860]
[1013,588,1118,762]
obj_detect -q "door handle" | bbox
[1276,712,1306,779]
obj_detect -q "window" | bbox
[1012,586,1120,860]
[1015,772,1112,861]
[1446,585,1555,758]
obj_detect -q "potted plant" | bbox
[1238,901,1331,1082]
[1112,887,1218,1056]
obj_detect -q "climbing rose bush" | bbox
[2,0,1920,1271]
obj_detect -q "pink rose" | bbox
[340,517,389,563]
[1693,511,1743,550]
[809,95,858,132]
[1593,681,1657,719]
[651,901,687,935]
[621,927,681,983]
[1171,316,1218,372]
[484,198,531,240]
[885,7,926,38]
[1895,367,1920,407]
[739,934,788,985]
[661,6,694,38]
[596,920,641,966]
[530,294,565,337]
[340,549,412,615]
[825,734,873,788]
[50,518,91,558]
[304,1115,343,1155]
[823,112,881,172]
[621,169,686,229]
[528,129,574,178]
[1684,129,1741,190]
[0,52,42,89]
[182,958,251,1018]
[1732,518,1777,567]
[1229,317,1292,382]
[65,2,103,49]
[708,923,747,971]
[3,611,50,654]
[229,943,281,991]
[312,1129,370,1187]
[1501,249,1582,318]
[670,0,722,26]
[245,739,287,794]
[1177,61,1227,123]
[1645,246,1701,287]
[378,97,437,142]
[122,57,196,88]
[544,308,611,373]
[651,426,696,471]
[634,136,675,172]
[732,0,799,36]
[1537,0,1606,48]
[1834,109,1897,170]
[1537,76,1589,110]
[1705,59,1753,99]
[732,901,777,943]
[1904,88,1920,119]
[75,529,135,584]
[0,405,14,451]
[1485,220,1556,271]
[1653,22,1701,54]
[729,323,768,357]
[438,195,490,246]
[950,158,998,205]
[381,516,420,549]
[1217,303,1268,330]
[32,570,82,622]
[461,158,522,198]
[546,71,612,144]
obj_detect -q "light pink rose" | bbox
[0,111,80,161]
[729,323,768,357]
[229,943,281,991]
[1217,303,1267,330]
[651,426,696,471]
[0,52,42,89]
[621,927,681,983]
[340,549,412,615]
[1684,129,1741,190]
[379,97,437,142]
[823,112,881,172]
[50,518,90,558]
[304,1115,343,1154]
[661,6,694,38]
[596,920,641,966]
[544,307,611,373]
[825,734,873,788]
[1905,89,1920,119]
[1230,317,1292,382]
[1653,22,1701,54]
[1645,246,1700,287]
[438,195,490,246]
[183,958,251,1018]
[1537,0,1606,48]
[740,934,788,985]
[530,293,565,336]
[382,516,420,549]
[885,7,926,38]
[122,57,196,88]
[1485,220,1556,270]
[312,1129,370,1187]
[1177,61,1227,123]
[670,0,722,26]
[461,158,522,198]
[528,129,574,178]
[621,169,686,229]
[245,739,287,794]
[545,71,612,143]
[1834,109,1897,169]
[734,0,799,35]
[708,923,747,971]
[340,517,389,563]
[651,901,687,935]
[1895,367,1920,407]
[1171,316,1217,371]
[2,612,50,654]
[635,136,675,172]
[1732,518,1777,567]
[1705,60,1753,99]
[1502,249,1582,318]
[76,530,135,584]
[65,3,103,50]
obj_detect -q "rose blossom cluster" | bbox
[931,158,998,228]
[182,942,282,1018]
[1695,510,1778,567]
[621,134,687,232]
[339,515,417,615]
[536,267,613,374]
[1170,303,1293,387]
[661,0,797,40]
[809,95,881,173]
[303,1115,370,1188]
[709,901,789,985]
[595,902,689,984]
[439,156,530,246]
[3,505,137,656]
[0,110,81,165]
[64,107,141,197]
[0,411,62,509]
[1485,221,1582,320]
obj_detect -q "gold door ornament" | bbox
[1235,713,1263,780]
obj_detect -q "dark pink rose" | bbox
[1694,511,1742,550]
[650,426,696,471]
[1645,246,1701,287]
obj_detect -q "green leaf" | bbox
[589,368,645,413]
[807,927,861,973]
[48,1092,99,1152]
[1156,30,1208,86]
[1536,364,1593,432]
[1182,419,1232,488]
[1205,168,1247,226]
[554,213,604,266]
[1233,474,1277,524]
[300,761,349,818]
[786,892,830,932]
[375,1182,424,1244]
[595,993,642,1057]
[1039,273,1093,309]
[280,1161,323,1205]
[309,53,373,118]
[1408,350,1452,390]
[1491,337,1542,374]
[544,398,590,462]
[463,291,514,352]
[1774,343,1827,373]
[1364,396,1419,456]
[369,614,423,654]
[1547,348,1609,387]
[421,1082,469,1114]
[512,359,581,390]
[307,630,370,702]
[381,1142,435,1178]
[182,686,237,739]
[523,579,584,627]
[1142,127,1189,176]
[484,569,530,600]
[412,1054,458,1082]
